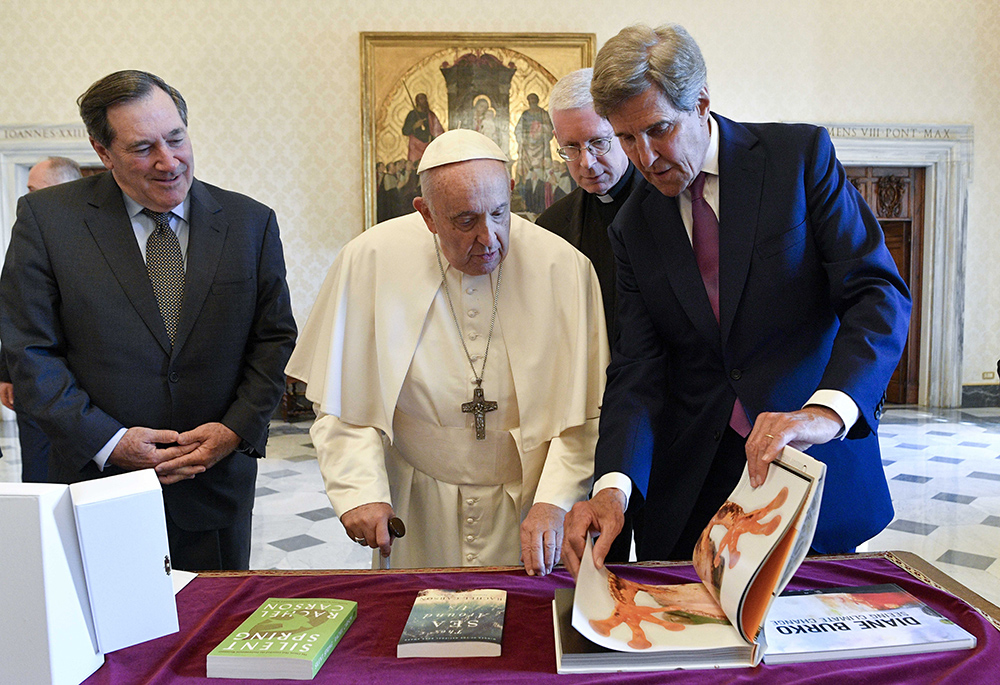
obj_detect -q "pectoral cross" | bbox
[462,384,498,440]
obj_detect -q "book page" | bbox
[171,569,197,595]
[570,536,747,653]
[692,452,816,641]
[774,448,826,590]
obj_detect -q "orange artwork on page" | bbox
[588,576,727,649]
[704,486,788,571]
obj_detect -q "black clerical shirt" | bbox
[536,164,638,343]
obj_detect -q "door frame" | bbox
[819,123,972,408]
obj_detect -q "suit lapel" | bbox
[173,179,226,353]
[640,187,722,355]
[715,115,764,347]
[83,173,173,354]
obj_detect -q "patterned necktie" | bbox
[142,208,184,344]
[689,172,753,437]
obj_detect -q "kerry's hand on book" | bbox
[561,488,627,579]
[745,407,842,488]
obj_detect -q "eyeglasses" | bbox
[556,137,614,162]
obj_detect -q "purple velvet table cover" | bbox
[82,554,999,684]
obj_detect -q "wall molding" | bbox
[0,124,100,256]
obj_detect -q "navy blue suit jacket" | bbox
[0,172,297,532]
[596,115,911,555]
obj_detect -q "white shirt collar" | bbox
[702,113,720,176]
[122,192,189,224]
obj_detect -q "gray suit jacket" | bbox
[0,172,297,530]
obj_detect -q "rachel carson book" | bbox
[207,597,357,680]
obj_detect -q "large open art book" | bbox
[553,446,826,673]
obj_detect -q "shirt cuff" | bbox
[805,389,859,439]
[593,472,632,510]
[94,427,128,471]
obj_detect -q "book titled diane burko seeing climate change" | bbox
[207,597,357,680]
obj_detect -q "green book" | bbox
[207,597,357,680]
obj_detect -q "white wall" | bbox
[1,0,996,390]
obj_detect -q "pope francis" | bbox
[286,130,608,575]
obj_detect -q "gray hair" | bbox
[37,156,82,183]
[548,68,595,115]
[591,23,707,118]
[77,70,188,148]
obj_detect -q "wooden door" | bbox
[846,166,924,404]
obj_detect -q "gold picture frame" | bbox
[360,31,596,229]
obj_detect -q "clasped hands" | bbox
[342,500,567,577]
[107,422,242,485]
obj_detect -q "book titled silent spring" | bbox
[207,597,357,680]
[397,588,507,657]
[554,446,826,673]
[763,583,976,663]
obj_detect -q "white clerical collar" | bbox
[596,163,635,203]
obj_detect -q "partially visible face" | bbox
[27,161,67,192]
[551,107,630,195]
[608,85,710,198]
[414,159,511,276]
[91,86,194,212]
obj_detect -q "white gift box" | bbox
[69,469,179,654]
[0,483,104,685]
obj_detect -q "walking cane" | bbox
[379,517,406,570]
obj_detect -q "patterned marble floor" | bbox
[2,406,999,605]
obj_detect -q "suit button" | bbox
[713,430,722,441]
[730,369,742,380]
[168,372,179,383]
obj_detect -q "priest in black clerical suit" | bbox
[536,163,636,342]
[535,68,638,344]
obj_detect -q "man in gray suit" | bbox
[0,70,297,570]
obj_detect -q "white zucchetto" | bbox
[416,129,509,174]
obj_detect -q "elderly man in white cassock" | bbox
[286,130,607,575]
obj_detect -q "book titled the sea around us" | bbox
[763,583,976,663]
[397,588,506,657]
[207,597,357,680]
[553,446,826,673]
